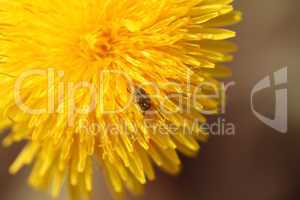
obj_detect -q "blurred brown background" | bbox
[0,0,299,200]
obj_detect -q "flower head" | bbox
[0,0,241,199]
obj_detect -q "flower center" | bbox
[80,30,113,59]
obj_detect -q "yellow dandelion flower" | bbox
[0,0,241,199]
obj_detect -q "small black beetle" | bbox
[134,87,152,112]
